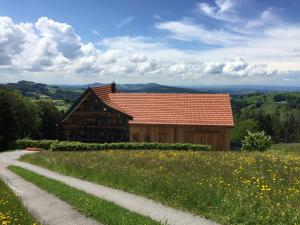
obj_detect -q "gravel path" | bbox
[0,151,101,225]
[0,150,219,225]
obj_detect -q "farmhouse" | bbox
[59,83,234,150]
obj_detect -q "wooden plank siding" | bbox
[60,90,130,142]
[129,124,230,150]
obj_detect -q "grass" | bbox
[20,149,300,225]
[8,165,162,225]
[0,177,39,225]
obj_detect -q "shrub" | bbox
[16,139,58,150]
[16,139,212,151]
[241,131,272,151]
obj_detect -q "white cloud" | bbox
[0,16,295,85]
[91,29,101,37]
[0,17,27,65]
[99,36,165,50]
[197,0,240,22]
[116,16,134,28]
[156,20,245,46]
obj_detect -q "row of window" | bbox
[66,131,128,141]
[67,117,127,126]
[131,133,168,142]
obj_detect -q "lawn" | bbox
[20,148,300,225]
[0,177,39,225]
[8,166,161,225]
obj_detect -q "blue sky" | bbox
[0,0,300,85]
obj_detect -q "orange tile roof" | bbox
[91,85,234,127]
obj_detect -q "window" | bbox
[144,134,151,142]
[132,133,139,142]
[158,133,167,143]
[184,132,194,143]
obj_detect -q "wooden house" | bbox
[59,83,234,150]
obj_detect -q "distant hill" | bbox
[0,80,84,103]
[2,81,300,103]
[184,85,300,95]
[58,82,201,93]
[0,81,201,103]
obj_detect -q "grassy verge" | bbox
[8,165,162,225]
[0,177,39,225]
[20,149,300,225]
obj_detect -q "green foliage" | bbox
[9,166,161,225]
[241,131,272,151]
[16,139,58,150]
[16,139,212,151]
[21,150,300,225]
[0,88,41,150]
[0,88,64,150]
[0,177,39,224]
[37,100,62,139]
[231,91,300,146]
[231,119,258,144]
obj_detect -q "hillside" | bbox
[1,81,201,100]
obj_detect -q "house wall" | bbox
[60,91,130,142]
[129,124,231,150]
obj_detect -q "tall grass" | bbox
[21,149,300,225]
[9,166,162,225]
[0,178,39,224]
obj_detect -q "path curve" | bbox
[1,150,219,225]
[0,151,101,225]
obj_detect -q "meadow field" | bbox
[20,146,300,225]
[0,178,39,225]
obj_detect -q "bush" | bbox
[16,139,212,151]
[16,139,58,150]
[241,131,272,151]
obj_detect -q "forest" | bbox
[0,88,62,149]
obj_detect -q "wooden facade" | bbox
[60,90,131,142]
[60,83,234,150]
[129,124,230,150]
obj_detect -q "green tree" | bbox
[271,108,281,143]
[231,119,259,144]
[0,88,41,150]
[37,100,62,139]
[0,88,20,149]
[282,114,300,143]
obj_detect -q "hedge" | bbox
[16,139,58,150]
[16,139,212,151]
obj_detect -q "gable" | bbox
[62,88,131,123]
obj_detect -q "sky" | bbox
[0,0,300,86]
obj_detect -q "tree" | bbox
[282,114,300,143]
[37,100,62,139]
[0,88,41,150]
[0,88,20,149]
[231,119,259,144]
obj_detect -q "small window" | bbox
[184,132,194,143]
[158,133,167,143]
[144,134,151,142]
[132,133,139,142]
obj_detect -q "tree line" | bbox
[231,104,300,146]
[0,87,62,150]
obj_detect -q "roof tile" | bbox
[91,85,234,127]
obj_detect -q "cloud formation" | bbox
[197,0,240,22]
[116,16,134,28]
[0,16,292,84]
[156,19,245,46]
